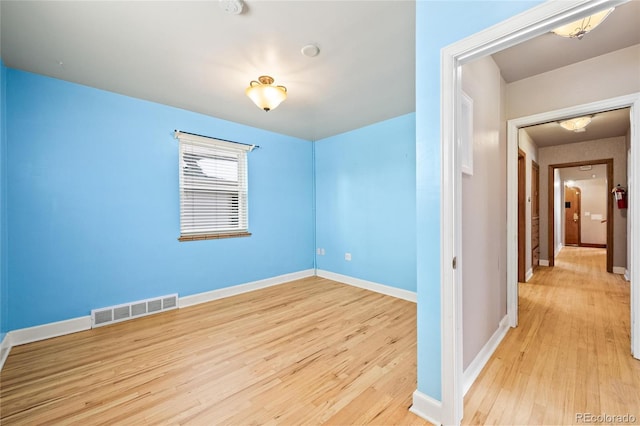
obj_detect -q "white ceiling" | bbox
[492,0,640,83]
[559,164,607,182]
[0,0,415,141]
[494,1,639,149]
[522,107,630,148]
[0,1,637,143]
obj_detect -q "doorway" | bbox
[518,149,526,282]
[564,185,582,246]
[438,2,639,425]
[548,159,614,272]
[532,161,540,270]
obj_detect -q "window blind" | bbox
[176,132,253,240]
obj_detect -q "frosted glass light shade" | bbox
[551,8,614,39]
[246,76,287,111]
[559,116,592,132]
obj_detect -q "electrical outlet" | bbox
[345,253,352,261]
[321,248,325,255]
[317,248,321,255]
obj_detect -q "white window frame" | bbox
[176,131,253,241]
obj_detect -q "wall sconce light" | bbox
[551,8,614,39]
[245,75,287,112]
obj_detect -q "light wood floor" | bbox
[463,247,640,425]
[0,277,430,425]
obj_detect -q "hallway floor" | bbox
[463,247,640,425]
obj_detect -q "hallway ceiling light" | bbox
[245,76,287,112]
[559,115,593,133]
[551,8,614,40]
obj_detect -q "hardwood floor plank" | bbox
[1,277,429,425]
[463,247,640,425]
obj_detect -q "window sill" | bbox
[178,232,251,242]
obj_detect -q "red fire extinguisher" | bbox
[612,184,627,209]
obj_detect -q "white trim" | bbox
[506,95,520,329]
[0,269,317,372]
[440,40,464,426]
[410,390,443,426]
[539,259,550,267]
[625,269,630,282]
[613,266,626,275]
[9,316,91,347]
[441,1,632,424]
[630,92,640,358]
[463,316,510,395]
[525,268,533,282]
[315,270,417,303]
[179,269,315,308]
[0,333,11,370]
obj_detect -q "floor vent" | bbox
[91,293,178,328]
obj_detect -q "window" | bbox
[176,131,253,241]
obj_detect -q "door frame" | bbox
[532,161,540,269]
[563,184,583,247]
[549,159,614,271]
[507,97,637,329]
[518,149,526,282]
[440,1,635,424]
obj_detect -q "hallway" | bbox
[463,247,640,425]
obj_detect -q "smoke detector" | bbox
[301,44,320,58]
[220,0,244,15]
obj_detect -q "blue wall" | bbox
[0,60,7,343]
[315,113,416,291]
[5,69,314,330]
[415,0,544,401]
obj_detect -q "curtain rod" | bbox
[174,129,260,150]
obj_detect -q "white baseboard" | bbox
[179,269,315,308]
[410,390,442,425]
[613,266,626,275]
[463,315,510,395]
[525,268,533,282]
[0,333,11,370]
[625,269,630,281]
[315,269,417,303]
[539,259,550,267]
[9,316,91,347]
[0,269,316,372]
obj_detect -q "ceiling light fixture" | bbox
[245,76,287,112]
[551,8,614,39]
[559,115,593,133]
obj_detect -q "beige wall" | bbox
[507,44,640,119]
[572,178,608,245]
[461,56,506,370]
[538,137,628,268]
